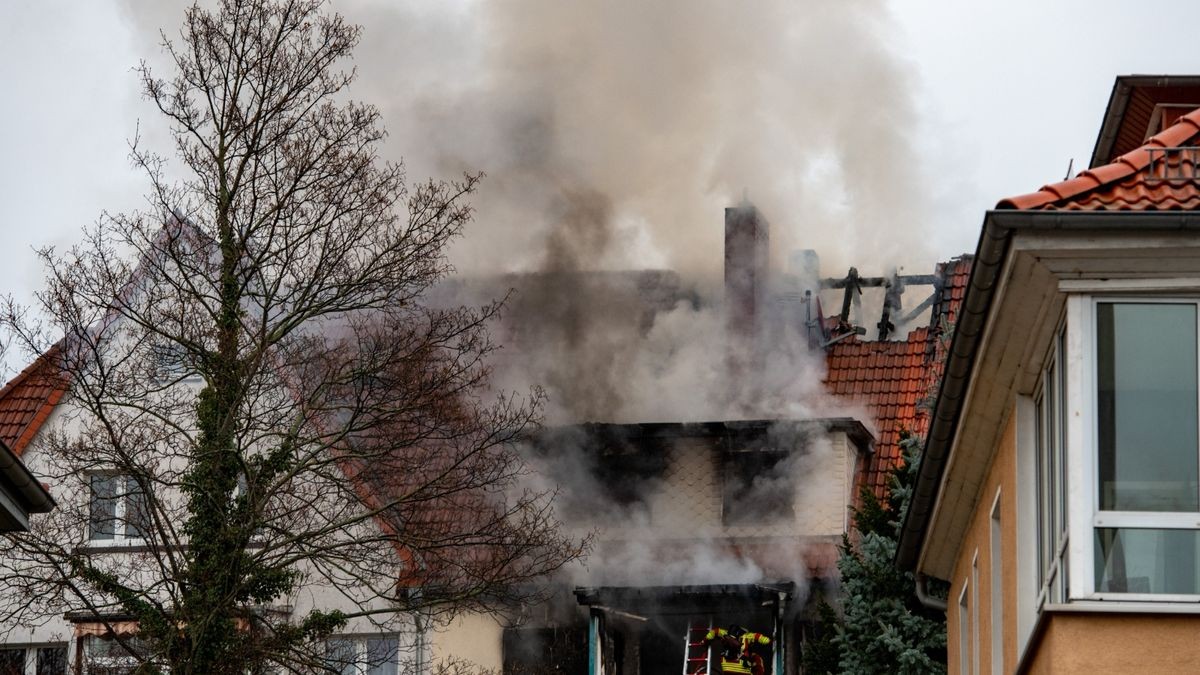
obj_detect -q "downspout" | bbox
[914,573,948,612]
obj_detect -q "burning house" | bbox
[421,203,971,674]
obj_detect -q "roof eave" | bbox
[0,439,55,518]
[897,209,1200,572]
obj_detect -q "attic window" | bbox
[1145,104,1200,139]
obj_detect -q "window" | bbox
[89,474,149,543]
[0,645,70,675]
[1086,299,1200,597]
[35,647,67,675]
[989,491,1003,674]
[325,634,424,675]
[1035,326,1068,606]
[957,580,970,675]
[1049,296,1200,601]
[83,635,152,675]
[970,554,979,675]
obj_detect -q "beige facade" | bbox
[945,409,1017,674]
[1023,614,1200,674]
[901,77,1200,675]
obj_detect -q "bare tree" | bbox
[0,1,583,672]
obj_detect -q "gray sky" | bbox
[3,0,1200,358]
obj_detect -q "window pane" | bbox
[37,646,67,675]
[1096,528,1200,594]
[325,638,356,675]
[1036,392,1047,587]
[125,477,149,540]
[366,637,398,675]
[1097,303,1199,511]
[0,649,26,675]
[90,475,118,540]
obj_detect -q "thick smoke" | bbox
[116,0,931,420]
[341,0,936,277]
[114,0,915,624]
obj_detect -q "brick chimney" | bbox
[725,203,768,373]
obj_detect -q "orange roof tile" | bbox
[1000,107,1200,211]
[0,346,67,456]
[824,257,972,496]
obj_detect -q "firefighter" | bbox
[701,626,771,675]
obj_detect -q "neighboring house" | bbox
[0,348,430,675]
[0,351,58,533]
[0,438,53,533]
[897,74,1200,674]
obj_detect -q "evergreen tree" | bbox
[802,433,947,674]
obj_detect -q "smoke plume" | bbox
[113,0,918,612]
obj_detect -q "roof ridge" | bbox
[997,107,1200,210]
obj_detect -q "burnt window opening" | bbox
[592,445,668,508]
[530,426,669,519]
[722,451,795,525]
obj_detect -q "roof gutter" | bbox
[0,439,55,518]
[896,209,1200,571]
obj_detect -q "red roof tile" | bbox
[0,346,67,456]
[1000,107,1200,211]
[824,257,972,497]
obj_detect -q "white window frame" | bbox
[1068,295,1200,603]
[87,472,149,545]
[1034,321,1069,609]
[324,632,425,675]
[970,552,979,675]
[82,634,155,674]
[989,488,1003,675]
[0,643,69,675]
[957,580,970,675]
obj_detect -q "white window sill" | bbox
[78,541,150,555]
[1045,600,1200,614]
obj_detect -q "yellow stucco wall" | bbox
[1023,613,1200,674]
[430,613,505,672]
[946,404,1018,674]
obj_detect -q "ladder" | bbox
[681,617,712,675]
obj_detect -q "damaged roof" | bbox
[824,257,972,496]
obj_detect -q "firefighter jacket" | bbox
[702,629,770,675]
